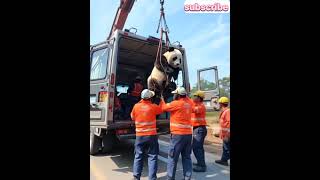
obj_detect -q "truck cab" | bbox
[90,29,191,155]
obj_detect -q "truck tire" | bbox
[90,130,102,155]
[101,133,117,154]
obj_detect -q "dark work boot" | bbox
[193,165,207,172]
[192,162,200,166]
[215,160,229,166]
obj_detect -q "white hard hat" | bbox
[141,89,155,99]
[171,86,187,95]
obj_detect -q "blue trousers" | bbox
[133,135,159,180]
[167,134,192,180]
[192,126,207,167]
[221,138,230,161]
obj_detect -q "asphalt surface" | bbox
[90,134,230,180]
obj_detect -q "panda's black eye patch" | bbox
[173,57,177,60]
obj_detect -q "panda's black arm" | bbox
[172,68,179,80]
[155,56,169,71]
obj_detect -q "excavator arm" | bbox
[108,0,136,39]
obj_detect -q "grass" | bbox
[206,111,220,125]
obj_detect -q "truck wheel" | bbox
[90,130,102,155]
[101,133,117,154]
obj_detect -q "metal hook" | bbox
[129,27,137,34]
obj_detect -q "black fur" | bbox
[168,46,175,52]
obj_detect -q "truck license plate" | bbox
[90,111,102,119]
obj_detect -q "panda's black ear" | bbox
[168,47,174,52]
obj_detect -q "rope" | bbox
[156,28,168,88]
[155,0,171,89]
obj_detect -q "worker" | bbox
[128,76,144,101]
[126,76,144,119]
[131,89,163,180]
[215,97,230,166]
[191,90,207,172]
[160,87,193,180]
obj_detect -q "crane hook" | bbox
[156,0,169,34]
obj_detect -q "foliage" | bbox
[191,76,230,98]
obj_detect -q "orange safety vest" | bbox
[191,101,207,127]
[219,108,230,139]
[130,100,163,136]
[131,83,143,97]
[160,97,193,135]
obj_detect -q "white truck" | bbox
[90,29,192,154]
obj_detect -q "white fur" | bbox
[147,66,167,88]
[164,49,183,69]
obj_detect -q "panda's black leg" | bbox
[153,91,161,105]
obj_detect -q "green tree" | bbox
[190,79,216,96]
[190,76,230,98]
[218,76,230,98]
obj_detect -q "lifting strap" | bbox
[155,0,171,88]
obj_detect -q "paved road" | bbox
[90,135,230,180]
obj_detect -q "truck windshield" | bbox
[90,47,109,80]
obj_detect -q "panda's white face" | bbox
[163,49,183,68]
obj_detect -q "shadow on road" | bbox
[92,138,229,180]
[94,139,168,179]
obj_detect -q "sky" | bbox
[90,0,230,87]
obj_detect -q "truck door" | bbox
[197,66,220,111]
[90,43,113,127]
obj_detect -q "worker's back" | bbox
[191,101,207,127]
[161,97,193,135]
[131,99,162,136]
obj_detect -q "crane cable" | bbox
[155,0,172,89]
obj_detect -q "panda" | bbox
[147,47,183,104]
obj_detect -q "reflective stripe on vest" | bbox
[171,123,192,129]
[135,121,155,126]
[221,128,230,132]
[191,117,205,121]
[194,107,200,113]
[136,128,157,132]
